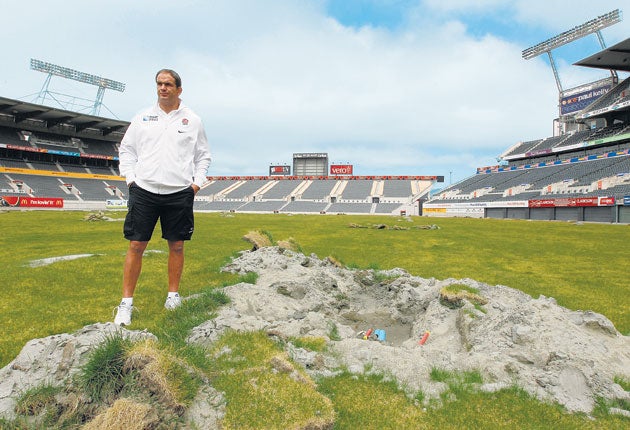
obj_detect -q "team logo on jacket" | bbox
[142,115,158,122]
[182,118,189,126]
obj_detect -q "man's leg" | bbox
[115,240,148,325]
[161,187,194,309]
[167,240,185,293]
[122,240,149,297]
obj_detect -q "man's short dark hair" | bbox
[155,69,182,88]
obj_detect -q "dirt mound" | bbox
[188,246,630,413]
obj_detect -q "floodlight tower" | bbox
[29,58,125,116]
[522,9,622,92]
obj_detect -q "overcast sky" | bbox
[1,1,628,183]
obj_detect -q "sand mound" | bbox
[188,246,630,413]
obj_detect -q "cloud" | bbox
[1,0,627,180]
[421,0,505,14]
[182,9,556,173]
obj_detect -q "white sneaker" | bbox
[164,294,182,310]
[114,303,133,326]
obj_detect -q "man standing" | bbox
[114,69,211,326]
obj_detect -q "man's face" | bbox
[156,72,182,104]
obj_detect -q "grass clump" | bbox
[209,330,335,429]
[82,397,156,430]
[317,371,426,429]
[424,372,629,428]
[594,396,630,418]
[327,321,342,341]
[153,288,229,350]
[238,271,259,285]
[593,376,630,416]
[614,375,630,391]
[289,336,328,352]
[124,339,202,410]
[325,255,345,268]
[429,367,452,383]
[439,283,488,310]
[428,367,485,408]
[19,333,148,429]
[277,237,303,253]
[79,333,133,403]
[242,230,273,249]
[373,271,398,285]
[54,290,230,428]
[429,368,483,387]
[428,385,628,429]
[13,383,70,427]
[367,262,381,271]
[15,384,61,416]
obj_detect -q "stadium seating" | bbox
[0,158,28,169]
[581,77,630,114]
[300,179,337,199]
[280,201,328,213]
[340,180,373,200]
[374,202,405,214]
[2,173,79,199]
[259,180,301,199]
[222,180,269,199]
[194,201,246,212]
[196,179,239,197]
[0,128,24,145]
[382,179,414,198]
[327,202,372,214]
[430,154,630,203]
[79,139,118,157]
[237,201,288,212]
[62,164,91,174]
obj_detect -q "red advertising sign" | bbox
[81,153,114,160]
[330,164,353,175]
[269,165,291,176]
[6,144,40,152]
[529,196,615,208]
[1,196,64,208]
[529,199,555,208]
[570,197,599,207]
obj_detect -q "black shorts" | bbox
[123,184,195,242]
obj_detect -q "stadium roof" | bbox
[574,37,630,72]
[0,96,129,138]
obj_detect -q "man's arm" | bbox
[118,120,140,185]
[192,123,212,189]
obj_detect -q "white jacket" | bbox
[119,102,212,194]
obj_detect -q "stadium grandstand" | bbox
[0,96,129,210]
[0,98,439,215]
[424,11,630,224]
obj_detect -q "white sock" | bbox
[121,297,133,307]
[167,292,180,299]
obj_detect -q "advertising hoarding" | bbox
[528,196,615,208]
[269,165,291,176]
[560,80,613,115]
[330,164,353,175]
[1,196,64,208]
